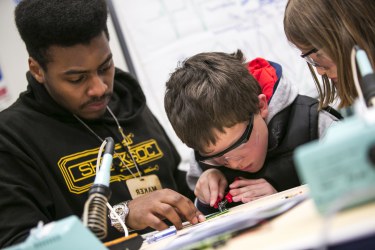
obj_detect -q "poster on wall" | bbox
[0,65,10,110]
[110,0,317,170]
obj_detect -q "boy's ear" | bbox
[258,94,269,119]
[29,57,45,84]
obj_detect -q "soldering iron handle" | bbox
[355,46,375,107]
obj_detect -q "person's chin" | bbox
[81,99,109,119]
[241,163,261,173]
[79,106,108,120]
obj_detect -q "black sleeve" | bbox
[0,153,54,247]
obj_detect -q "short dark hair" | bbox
[164,50,261,152]
[15,0,109,70]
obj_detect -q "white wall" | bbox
[0,0,126,111]
[0,0,29,109]
[110,0,319,171]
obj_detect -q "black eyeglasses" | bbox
[301,48,320,67]
[196,114,254,166]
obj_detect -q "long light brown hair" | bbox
[284,0,375,109]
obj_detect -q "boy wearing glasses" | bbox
[164,50,340,214]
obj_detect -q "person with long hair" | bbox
[284,0,375,109]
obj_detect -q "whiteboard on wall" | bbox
[110,0,316,171]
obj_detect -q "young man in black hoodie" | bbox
[0,0,204,247]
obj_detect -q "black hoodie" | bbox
[0,68,182,246]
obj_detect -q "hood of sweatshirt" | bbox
[20,68,146,123]
[247,58,299,124]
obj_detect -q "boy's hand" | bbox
[194,169,228,207]
[228,178,276,203]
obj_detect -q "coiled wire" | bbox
[83,192,108,240]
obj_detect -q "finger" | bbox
[203,177,214,204]
[208,178,221,207]
[232,182,275,202]
[194,184,203,202]
[240,181,276,196]
[126,199,168,230]
[144,213,170,231]
[196,173,215,204]
[209,186,219,207]
[169,194,203,227]
[185,207,206,224]
[218,177,227,198]
[156,202,185,230]
[247,178,267,184]
[230,184,261,202]
[241,194,268,203]
[210,173,228,206]
[240,185,273,202]
[229,178,265,188]
[194,181,209,204]
[195,210,206,223]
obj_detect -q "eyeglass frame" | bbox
[300,48,320,67]
[196,113,254,165]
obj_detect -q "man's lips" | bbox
[84,97,109,110]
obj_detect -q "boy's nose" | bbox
[224,157,243,169]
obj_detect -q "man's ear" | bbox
[258,94,269,119]
[28,57,45,84]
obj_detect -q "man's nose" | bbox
[87,75,107,97]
